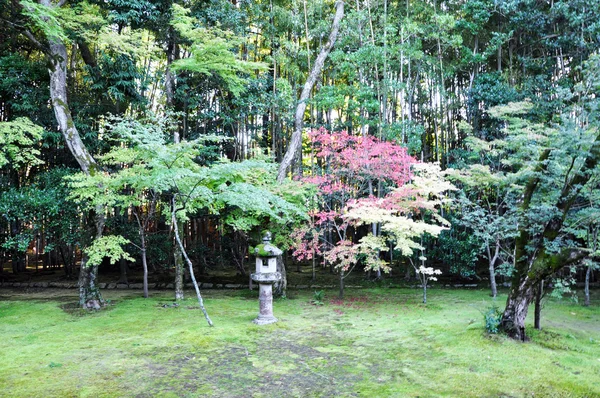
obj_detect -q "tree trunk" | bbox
[487,239,500,298]
[534,280,543,330]
[276,0,344,182]
[584,266,591,307]
[78,211,105,309]
[174,228,185,301]
[43,19,105,308]
[501,275,535,341]
[489,260,498,298]
[141,246,148,299]
[339,268,344,299]
[172,198,212,326]
[118,258,128,284]
[273,255,287,298]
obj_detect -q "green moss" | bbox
[0,289,598,397]
[253,243,282,257]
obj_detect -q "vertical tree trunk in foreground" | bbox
[45,31,106,308]
[276,0,344,182]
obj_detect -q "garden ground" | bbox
[0,287,599,397]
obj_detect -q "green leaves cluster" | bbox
[0,117,44,169]
[67,114,308,262]
[84,235,134,267]
[170,4,267,97]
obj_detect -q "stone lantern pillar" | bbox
[251,232,282,325]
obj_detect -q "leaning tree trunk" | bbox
[276,0,344,182]
[501,134,600,340]
[46,34,106,308]
[172,198,212,326]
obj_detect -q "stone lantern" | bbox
[250,232,282,325]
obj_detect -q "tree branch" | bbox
[277,0,344,182]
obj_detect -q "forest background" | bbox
[1,0,599,340]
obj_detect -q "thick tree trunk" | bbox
[78,211,105,309]
[45,33,106,308]
[276,0,344,182]
[501,133,600,339]
[501,274,535,341]
[47,41,98,175]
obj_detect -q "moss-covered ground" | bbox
[0,287,599,397]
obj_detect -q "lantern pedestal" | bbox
[251,232,283,325]
[251,277,281,325]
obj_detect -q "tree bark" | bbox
[584,265,591,307]
[141,243,149,299]
[172,198,212,326]
[174,240,185,300]
[501,276,535,341]
[273,255,287,298]
[487,239,500,298]
[47,40,98,175]
[41,13,106,308]
[77,209,105,309]
[339,268,344,299]
[534,280,543,330]
[276,0,344,182]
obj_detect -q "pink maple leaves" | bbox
[308,127,414,191]
[291,129,417,268]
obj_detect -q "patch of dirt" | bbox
[130,330,362,397]
[60,302,116,316]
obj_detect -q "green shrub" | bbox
[483,305,502,334]
[311,290,325,306]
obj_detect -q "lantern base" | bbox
[253,314,278,325]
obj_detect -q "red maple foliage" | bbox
[291,128,416,266]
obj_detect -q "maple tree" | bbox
[292,129,454,298]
